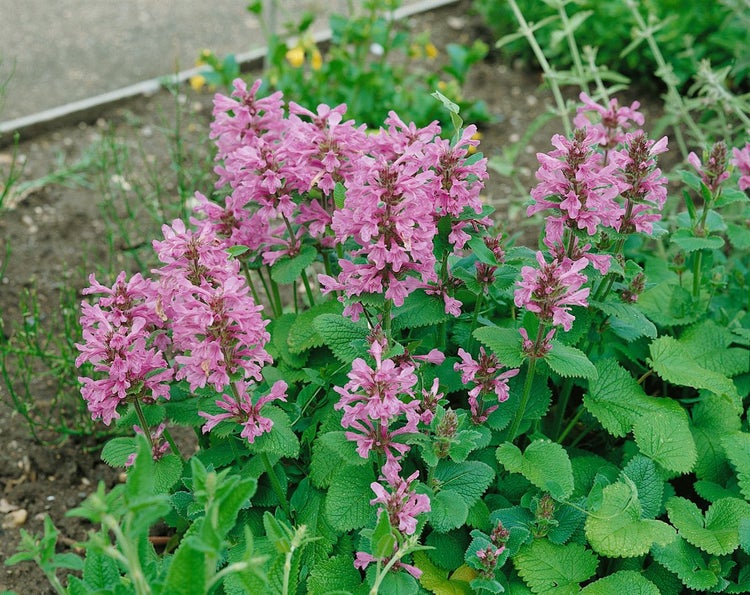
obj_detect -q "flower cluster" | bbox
[455,348,519,423]
[732,143,750,191]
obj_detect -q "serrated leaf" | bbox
[547,500,586,545]
[430,490,469,533]
[620,455,664,519]
[472,326,526,368]
[514,539,598,594]
[722,432,750,500]
[680,320,750,377]
[306,554,362,595]
[310,431,368,488]
[414,550,473,595]
[638,281,702,326]
[153,454,183,493]
[691,394,742,482]
[165,522,207,592]
[82,550,120,590]
[426,530,470,571]
[727,222,750,249]
[580,571,660,594]
[545,341,597,379]
[497,439,574,501]
[392,290,450,330]
[648,336,739,402]
[590,300,657,340]
[100,437,137,467]
[670,229,725,253]
[585,481,676,557]
[313,313,370,363]
[651,537,720,591]
[245,406,299,458]
[666,496,750,556]
[434,460,495,508]
[633,408,696,474]
[270,244,317,284]
[271,313,308,368]
[287,299,343,354]
[333,182,346,209]
[324,465,376,531]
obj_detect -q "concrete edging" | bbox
[0,0,460,145]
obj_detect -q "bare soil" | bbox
[0,2,666,591]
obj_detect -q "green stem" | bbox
[557,2,589,94]
[107,516,152,595]
[557,405,584,444]
[383,299,392,342]
[162,427,182,460]
[467,290,485,352]
[132,398,155,453]
[553,380,574,440]
[507,356,538,443]
[301,269,315,308]
[507,0,572,135]
[261,452,291,519]
[691,250,703,298]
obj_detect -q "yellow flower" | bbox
[189,75,206,92]
[425,42,438,59]
[468,131,482,155]
[286,46,305,68]
[311,48,323,71]
[437,80,447,91]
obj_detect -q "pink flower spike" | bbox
[731,143,750,191]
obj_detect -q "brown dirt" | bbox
[0,2,667,591]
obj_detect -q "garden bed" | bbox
[0,1,680,592]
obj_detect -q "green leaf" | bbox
[666,496,750,556]
[680,320,750,377]
[310,431,368,488]
[727,222,750,249]
[100,437,136,467]
[545,341,597,380]
[165,522,207,592]
[82,550,120,590]
[638,281,702,326]
[579,571,660,594]
[271,313,308,368]
[371,510,397,558]
[153,454,183,493]
[620,455,664,519]
[497,439,574,501]
[633,408,696,474]
[434,460,495,508]
[413,550,472,595]
[473,326,526,368]
[648,336,739,403]
[430,490,469,533]
[270,244,317,284]
[585,480,676,557]
[670,229,725,253]
[392,290,450,330]
[651,537,721,591]
[324,465,376,532]
[246,406,300,458]
[307,554,362,595]
[287,299,343,354]
[691,394,741,482]
[333,182,346,210]
[313,313,370,363]
[722,432,750,500]
[513,539,598,594]
[590,300,657,340]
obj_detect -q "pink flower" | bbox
[688,142,730,194]
[125,423,170,467]
[514,252,590,332]
[573,92,645,151]
[370,469,430,535]
[455,348,520,423]
[199,379,287,444]
[731,143,750,191]
[353,551,422,579]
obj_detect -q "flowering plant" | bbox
[12,78,750,594]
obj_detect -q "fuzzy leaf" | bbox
[497,439,574,501]
[680,320,750,377]
[153,454,183,493]
[165,523,207,592]
[583,358,654,438]
[313,313,370,363]
[691,394,742,482]
[414,550,473,595]
[633,408,696,473]
[324,465,376,532]
[585,481,676,557]
[545,341,597,380]
[513,539,598,594]
[434,460,495,508]
[307,554,362,594]
[651,537,720,591]
[670,229,725,253]
[638,281,702,326]
[82,550,120,590]
[721,432,750,500]
[246,406,300,458]
[620,455,664,519]
[666,496,750,556]
[271,313,308,368]
[310,431,368,488]
[590,300,657,341]
[648,336,739,402]
[287,299,343,354]
[430,490,470,533]
[393,290,450,330]
[579,571,660,594]
[270,244,317,284]
[473,326,526,368]
[100,437,137,467]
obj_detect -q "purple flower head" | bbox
[688,142,730,194]
[354,551,422,579]
[530,129,625,239]
[573,92,645,150]
[370,468,430,535]
[199,379,287,444]
[125,423,171,467]
[731,143,750,191]
[455,348,520,424]
[514,252,590,332]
